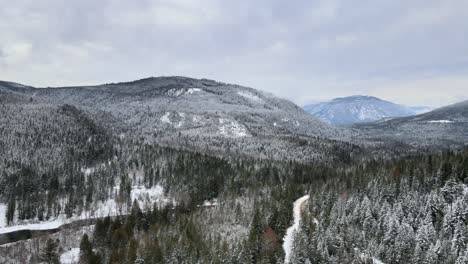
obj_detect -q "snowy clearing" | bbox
[428,120,454,123]
[60,248,80,264]
[356,248,386,264]
[185,88,201,95]
[237,91,263,102]
[160,112,171,124]
[218,118,249,137]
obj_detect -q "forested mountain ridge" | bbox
[354,99,468,148]
[0,77,357,162]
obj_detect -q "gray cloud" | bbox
[0,0,467,107]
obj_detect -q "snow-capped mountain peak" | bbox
[303,95,419,125]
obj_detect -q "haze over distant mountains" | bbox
[303,95,432,125]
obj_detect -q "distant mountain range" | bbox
[354,99,468,148]
[303,95,432,125]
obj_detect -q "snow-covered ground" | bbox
[60,248,80,264]
[0,184,169,235]
[160,112,171,124]
[428,120,454,123]
[283,195,310,264]
[200,199,219,207]
[356,248,385,264]
[218,118,249,137]
[81,162,111,177]
[237,91,263,102]
[0,217,64,234]
[0,204,6,229]
[185,88,201,95]
[373,258,385,264]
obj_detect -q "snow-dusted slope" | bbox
[354,100,468,147]
[304,96,417,125]
[1,77,351,162]
[46,77,341,140]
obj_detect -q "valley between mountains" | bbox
[0,77,467,263]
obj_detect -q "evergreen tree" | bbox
[248,205,264,263]
[455,248,468,264]
[5,198,15,225]
[39,239,60,264]
[127,238,138,264]
[80,234,93,263]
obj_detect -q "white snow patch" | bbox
[160,112,171,124]
[0,217,64,234]
[185,88,201,95]
[218,118,249,137]
[428,120,454,123]
[313,218,319,225]
[168,88,201,96]
[175,112,185,128]
[283,195,310,264]
[373,258,385,264]
[237,91,263,102]
[130,185,165,205]
[81,167,95,176]
[356,248,385,264]
[60,248,80,264]
[0,204,7,228]
[167,88,184,97]
[80,184,169,219]
[201,199,219,207]
[192,115,202,123]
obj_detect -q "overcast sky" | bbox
[1,0,467,107]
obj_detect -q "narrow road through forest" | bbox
[283,194,310,263]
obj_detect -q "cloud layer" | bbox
[1,0,467,107]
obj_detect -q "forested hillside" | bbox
[2,142,467,263]
[70,149,468,264]
[1,78,467,264]
[0,77,355,163]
